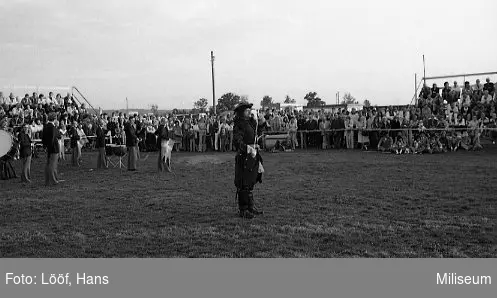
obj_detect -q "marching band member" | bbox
[69,121,81,166]
[18,124,33,182]
[124,116,138,171]
[95,119,108,169]
[42,113,61,186]
[0,117,17,180]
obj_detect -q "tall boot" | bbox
[248,191,263,215]
[238,189,253,219]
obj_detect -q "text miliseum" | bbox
[437,273,491,285]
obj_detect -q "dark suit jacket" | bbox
[95,126,106,148]
[124,123,138,147]
[42,122,60,154]
[18,131,32,158]
[69,127,80,148]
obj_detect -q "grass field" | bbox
[1,146,496,258]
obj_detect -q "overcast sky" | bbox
[0,0,496,110]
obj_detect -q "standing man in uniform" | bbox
[124,116,138,171]
[95,119,108,169]
[232,102,264,219]
[42,113,61,186]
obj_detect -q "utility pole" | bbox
[211,51,216,115]
[126,97,129,115]
[423,55,426,86]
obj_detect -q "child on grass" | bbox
[428,134,444,154]
[392,132,407,155]
[459,131,471,151]
[377,133,393,152]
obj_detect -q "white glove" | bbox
[247,145,257,158]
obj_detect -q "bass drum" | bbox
[0,130,18,161]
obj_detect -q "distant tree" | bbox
[260,95,273,107]
[150,104,159,116]
[216,92,241,113]
[284,95,296,104]
[341,92,358,105]
[194,98,208,112]
[305,91,325,107]
[363,99,371,107]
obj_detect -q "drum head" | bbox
[0,130,13,158]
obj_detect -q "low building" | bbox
[261,102,281,111]
[280,103,304,112]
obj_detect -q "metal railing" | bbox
[261,127,497,149]
[71,86,98,114]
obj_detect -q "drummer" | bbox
[95,119,108,169]
[0,117,17,180]
[18,124,33,182]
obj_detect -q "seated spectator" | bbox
[419,83,430,100]
[461,94,472,108]
[462,81,473,99]
[450,81,461,103]
[377,132,393,152]
[391,132,407,154]
[413,132,429,154]
[446,131,459,151]
[483,77,495,97]
[460,105,470,119]
[428,134,444,154]
[442,82,451,103]
[481,90,493,104]
[439,131,450,151]
[473,79,484,101]
[459,131,471,151]
[31,118,43,139]
[489,113,497,144]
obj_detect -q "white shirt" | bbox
[481,95,493,104]
[218,123,230,134]
[24,108,33,118]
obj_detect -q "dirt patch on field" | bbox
[182,155,230,165]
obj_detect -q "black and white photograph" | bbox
[0,0,496,258]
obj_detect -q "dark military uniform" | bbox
[232,103,264,219]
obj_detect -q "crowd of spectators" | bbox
[256,77,497,153]
[0,77,496,157]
